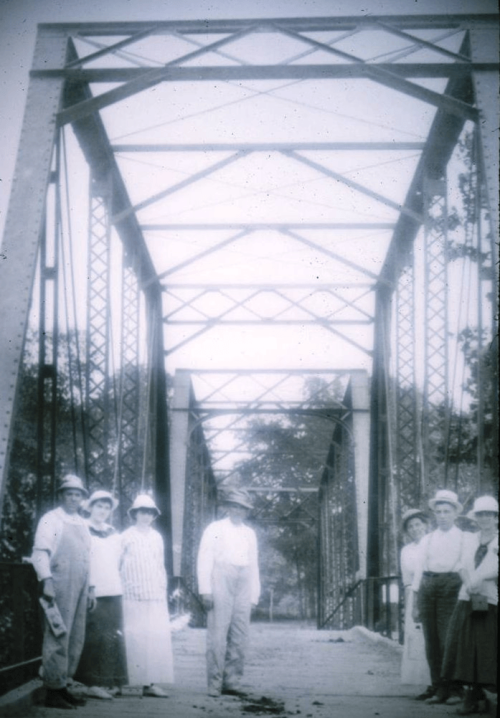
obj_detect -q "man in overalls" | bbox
[31,475,96,709]
[197,488,260,698]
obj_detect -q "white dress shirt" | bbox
[412,525,464,592]
[197,517,260,604]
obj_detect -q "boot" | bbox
[45,688,76,710]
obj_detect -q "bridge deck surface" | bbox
[30,622,458,717]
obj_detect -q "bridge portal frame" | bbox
[0,16,497,597]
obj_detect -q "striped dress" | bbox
[120,526,174,686]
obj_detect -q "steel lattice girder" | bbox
[118,261,141,503]
[85,179,112,486]
[422,173,449,490]
[0,15,498,568]
[395,262,420,510]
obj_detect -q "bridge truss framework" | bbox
[0,13,498,633]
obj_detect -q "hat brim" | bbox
[127,506,161,518]
[88,497,119,512]
[224,499,253,510]
[402,512,429,530]
[428,499,462,514]
[57,485,89,498]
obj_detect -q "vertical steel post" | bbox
[349,372,371,580]
[117,255,140,509]
[169,370,193,577]
[149,289,174,577]
[0,28,68,521]
[85,175,112,488]
[395,260,420,509]
[35,159,60,516]
[469,26,499,491]
[422,172,449,493]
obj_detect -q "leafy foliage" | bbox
[234,376,346,619]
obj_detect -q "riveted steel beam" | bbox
[0,28,69,520]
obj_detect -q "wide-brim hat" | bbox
[222,488,253,510]
[57,474,88,497]
[84,490,119,513]
[127,493,161,518]
[471,495,499,515]
[402,508,429,531]
[428,489,462,514]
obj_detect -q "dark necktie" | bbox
[474,542,489,569]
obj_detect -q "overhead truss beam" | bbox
[40,15,497,34]
[115,143,425,153]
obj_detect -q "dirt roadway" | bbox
[25,622,465,718]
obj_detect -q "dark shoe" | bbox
[60,687,87,706]
[447,691,465,706]
[45,689,76,710]
[477,699,489,714]
[456,702,479,715]
[426,687,450,704]
[221,687,248,698]
[416,686,435,701]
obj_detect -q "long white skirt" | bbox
[401,587,431,685]
[123,599,174,686]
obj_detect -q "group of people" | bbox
[400,489,498,716]
[30,475,259,709]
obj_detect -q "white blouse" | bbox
[88,524,123,598]
[400,540,425,588]
[120,526,167,601]
[457,532,498,606]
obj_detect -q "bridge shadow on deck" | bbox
[27,623,461,718]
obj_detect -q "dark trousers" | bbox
[418,572,461,689]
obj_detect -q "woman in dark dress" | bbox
[74,490,128,699]
[442,495,498,715]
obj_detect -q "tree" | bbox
[233,376,346,620]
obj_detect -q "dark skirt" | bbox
[442,599,497,688]
[75,596,128,687]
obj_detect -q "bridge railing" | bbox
[319,575,403,644]
[0,563,42,696]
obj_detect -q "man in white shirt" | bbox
[31,475,96,710]
[197,488,260,698]
[412,489,465,705]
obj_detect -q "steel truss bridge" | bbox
[0,12,498,683]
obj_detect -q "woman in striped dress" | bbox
[120,494,174,697]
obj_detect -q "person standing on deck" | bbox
[197,488,260,698]
[31,475,96,710]
[74,490,128,699]
[400,508,431,687]
[120,493,174,698]
[412,489,465,705]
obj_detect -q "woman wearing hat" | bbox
[411,489,466,704]
[400,509,431,686]
[441,496,498,715]
[197,487,260,698]
[31,474,95,709]
[120,494,174,697]
[74,490,127,699]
